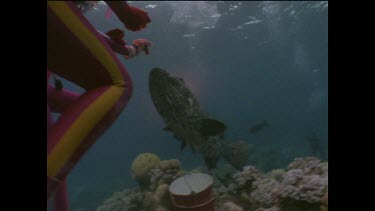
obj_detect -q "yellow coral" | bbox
[155,206,169,211]
[321,190,328,211]
[154,184,169,203]
[158,159,181,171]
[144,184,171,210]
[321,190,328,205]
[222,201,244,211]
[131,153,161,180]
[168,159,180,169]
[143,191,158,211]
[158,160,170,171]
[175,170,185,178]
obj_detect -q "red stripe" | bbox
[47,6,111,89]
[47,78,132,196]
[47,86,110,155]
[53,180,69,211]
[64,2,128,78]
[47,70,51,82]
[47,84,80,113]
[47,3,129,89]
[58,84,131,178]
[46,1,135,198]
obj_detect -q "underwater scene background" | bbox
[52,1,328,210]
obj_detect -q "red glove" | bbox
[105,28,126,46]
[123,38,152,59]
[122,6,151,32]
[105,1,151,32]
[132,39,152,55]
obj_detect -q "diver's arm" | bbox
[105,1,132,20]
[123,39,152,59]
[121,40,152,59]
[97,30,132,55]
[104,1,151,31]
[97,30,151,59]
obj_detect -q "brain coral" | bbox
[131,153,161,181]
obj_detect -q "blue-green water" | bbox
[54,1,328,210]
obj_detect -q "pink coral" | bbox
[251,177,280,208]
[255,206,281,211]
[278,157,328,204]
[230,165,263,193]
[220,201,244,211]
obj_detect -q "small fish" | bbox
[149,68,249,170]
[249,120,270,133]
[183,34,196,37]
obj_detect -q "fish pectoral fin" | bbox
[198,118,227,137]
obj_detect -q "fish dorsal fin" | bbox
[198,118,227,137]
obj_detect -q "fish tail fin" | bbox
[222,141,249,170]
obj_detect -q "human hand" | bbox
[132,39,152,55]
[123,39,152,60]
[123,6,151,32]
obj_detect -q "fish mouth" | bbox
[150,67,169,79]
[148,67,169,95]
[149,67,172,89]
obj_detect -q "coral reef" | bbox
[217,201,244,211]
[148,159,185,191]
[95,189,144,211]
[143,159,185,210]
[219,165,277,210]
[255,206,281,211]
[277,157,328,211]
[96,154,328,211]
[216,157,327,211]
[212,164,238,187]
[267,169,286,182]
[231,165,263,193]
[104,156,185,211]
[250,176,280,208]
[320,190,328,211]
[131,153,161,188]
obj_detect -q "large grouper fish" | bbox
[149,67,249,170]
